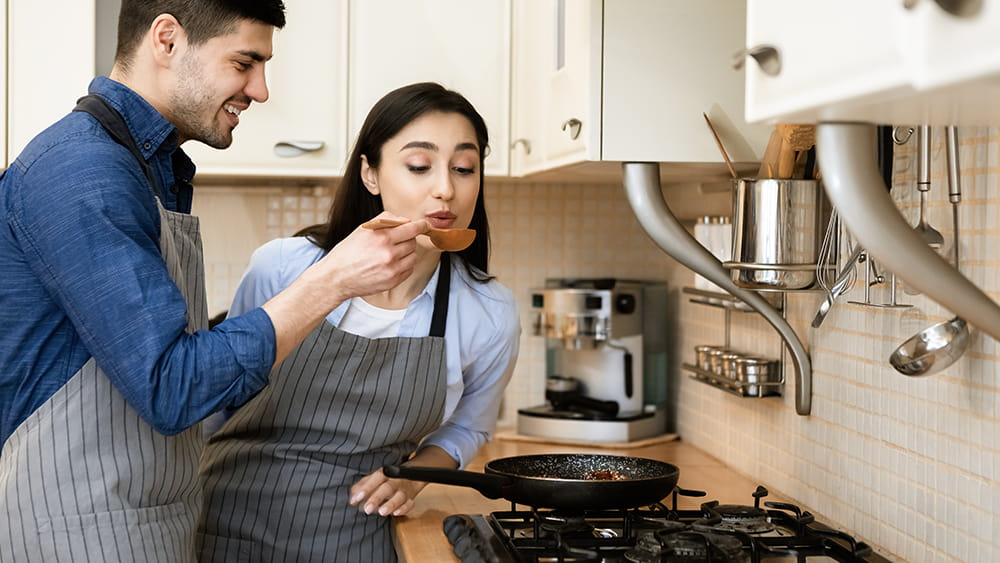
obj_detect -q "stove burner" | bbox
[539,512,595,534]
[704,504,775,535]
[626,528,747,563]
[445,485,891,563]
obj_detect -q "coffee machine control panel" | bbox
[532,284,643,348]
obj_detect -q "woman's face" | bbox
[361,111,481,252]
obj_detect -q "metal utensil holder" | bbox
[847,251,913,309]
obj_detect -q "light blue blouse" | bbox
[223,236,521,468]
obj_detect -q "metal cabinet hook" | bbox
[732,44,781,76]
[510,138,532,155]
[561,118,582,140]
[903,0,982,17]
[892,126,914,145]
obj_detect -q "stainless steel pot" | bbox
[727,179,830,290]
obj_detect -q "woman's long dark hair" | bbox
[297,82,492,281]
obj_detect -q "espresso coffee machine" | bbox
[518,278,669,442]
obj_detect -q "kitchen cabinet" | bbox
[7,0,95,161]
[1,0,7,167]
[194,0,510,178]
[510,0,769,178]
[743,0,1000,124]
[347,0,510,177]
[183,2,350,177]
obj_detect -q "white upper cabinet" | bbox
[184,1,350,177]
[1,1,7,168]
[347,0,511,177]
[510,0,767,178]
[744,0,1000,125]
[7,1,95,161]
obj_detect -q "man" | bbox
[0,1,426,561]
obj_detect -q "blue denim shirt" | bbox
[0,77,276,445]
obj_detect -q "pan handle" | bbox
[383,465,513,499]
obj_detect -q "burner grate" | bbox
[445,486,891,563]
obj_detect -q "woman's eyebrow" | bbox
[399,141,479,152]
[400,141,437,151]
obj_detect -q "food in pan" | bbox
[582,469,629,481]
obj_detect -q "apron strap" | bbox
[429,255,451,338]
[73,94,161,200]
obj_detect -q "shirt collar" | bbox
[87,76,177,163]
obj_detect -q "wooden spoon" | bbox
[361,217,476,252]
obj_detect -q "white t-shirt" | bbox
[339,297,406,339]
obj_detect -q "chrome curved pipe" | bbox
[816,122,1000,343]
[622,162,812,415]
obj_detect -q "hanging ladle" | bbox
[361,217,476,252]
[889,125,970,376]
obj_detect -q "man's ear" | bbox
[149,14,184,67]
[360,155,379,195]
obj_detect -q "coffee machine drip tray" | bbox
[516,405,666,443]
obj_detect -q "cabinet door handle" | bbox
[731,44,782,76]
[903,0,982,17]
[561,118,582,140]
[510,138,532,155]
[273,141,325,158]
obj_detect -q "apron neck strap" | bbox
[429,255,451,338]
[73,95,161,200]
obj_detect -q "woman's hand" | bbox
[349,446,458,517]
[349,468,426,517]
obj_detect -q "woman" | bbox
[197,82,520,562]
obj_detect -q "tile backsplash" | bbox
[194,127,999,562]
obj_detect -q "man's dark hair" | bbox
[115,0,286,71]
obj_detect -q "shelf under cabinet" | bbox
[682,363,782,399]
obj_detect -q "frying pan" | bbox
[383,453,679,510]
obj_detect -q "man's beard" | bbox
[168,51,234,149]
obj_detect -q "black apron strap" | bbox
[73,94,161,199]
[428,255,451,338]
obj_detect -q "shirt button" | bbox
[143,142,152,151]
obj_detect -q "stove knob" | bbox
[443,515,493,563]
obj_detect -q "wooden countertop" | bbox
[392,434,782,562]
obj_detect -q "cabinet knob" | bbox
[731,44,782,76]
[903,0,981,17]
[510,138,532,155]
[273,141,325,158]
[561,118,582,140]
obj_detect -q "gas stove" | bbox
[442,486,892,562]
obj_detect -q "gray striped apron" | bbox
[0,96,209,562]
[197,259,451,563]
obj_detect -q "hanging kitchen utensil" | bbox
[384,453,680,510]
[361,217,476,252]
[811,231,861,328]
[913,125,945,251]
[890,125,971,376]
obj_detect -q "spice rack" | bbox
[681,287,785,399]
